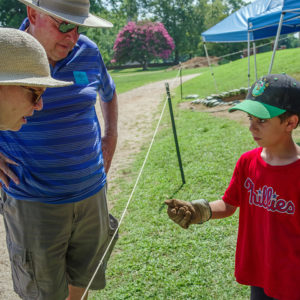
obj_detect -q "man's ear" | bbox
[27,6,38,25]
[286,115,299,131]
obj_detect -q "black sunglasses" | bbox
[49,16,87,34]
[21,86,44,105]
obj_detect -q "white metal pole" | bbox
[247,32,251,88]
[268,12,285,74]
[253,41,257,80]
[204,42,218,93]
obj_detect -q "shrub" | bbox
[112,21,175,70]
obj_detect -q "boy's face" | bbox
[248,114,289,148]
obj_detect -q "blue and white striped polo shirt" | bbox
[0,20,115,204]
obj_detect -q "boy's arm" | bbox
[210,200,237,219]
[165,199,237,229]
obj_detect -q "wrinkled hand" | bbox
[165,198,211,229]
[101,134,117,174]
[0,153,19,188]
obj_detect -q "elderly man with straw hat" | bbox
[0,28,72,131]
[0,1,119,300]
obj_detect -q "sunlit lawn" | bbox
[91,48,300,299]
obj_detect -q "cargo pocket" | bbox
[107,213,119,255]
[0,196,3,215]
[0,189,7,215]
[102,213,119,268]
[9,242,38,299]
[91,213,119,290]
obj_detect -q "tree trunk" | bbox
[174,49,179,64]
[142,61,148,70]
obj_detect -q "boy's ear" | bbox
[286,115,299,131]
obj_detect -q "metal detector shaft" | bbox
[165,83,186,185]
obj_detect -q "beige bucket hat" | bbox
[0,28,73,87]
[18,0,113,28]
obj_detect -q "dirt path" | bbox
[0,73,201,300]
[97,73,201,187]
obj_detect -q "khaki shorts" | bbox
[1,186,118,300]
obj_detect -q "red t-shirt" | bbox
[223,147,300,300]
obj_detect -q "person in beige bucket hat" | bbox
[0,27,72,131]
[0,1,119,300]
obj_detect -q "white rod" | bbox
[247,32,251,88]
[253,41,257,80]
[204,42,218,93]
[268,12,285,74]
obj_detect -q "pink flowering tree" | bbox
[112,21,175,70]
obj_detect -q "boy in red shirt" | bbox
[165,74,300,300]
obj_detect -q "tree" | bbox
[0,0,26,28]
[140,0,208,63]
[112,21,174,70]
[201,0,247,64]
[121,0,139,21]
[88,0,137,65]
[86,9,127,65]
[90,0,105,13]
[226,0,245,13]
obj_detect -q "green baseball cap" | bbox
[229,74,300,119]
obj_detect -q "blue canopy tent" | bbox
[248,0,300,73]
[201,0,300,89]
[201,0,285,88]
[283,0,300,12]
[202,0,283,43]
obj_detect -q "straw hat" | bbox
[0,28,73,87]
[18,0,113,28]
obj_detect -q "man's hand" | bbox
[165,198,211,229]
[0,153,19,188]
[101,134,117,174]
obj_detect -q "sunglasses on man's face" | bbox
[49,16,87,34]
[21,86,44,105]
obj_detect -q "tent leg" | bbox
[204,43,218,93]
[253,42,257,80]
[268,12,285,74]
[247,32,251,88]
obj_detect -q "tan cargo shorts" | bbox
[0,186,118,300]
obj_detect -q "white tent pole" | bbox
[268,12,285,74]
[253,41,257,80]
[247,32,251,88]
[266,0,272,10]
[204,42,218,93]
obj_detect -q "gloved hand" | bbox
[165,198,212,229]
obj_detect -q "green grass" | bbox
[109,66,207,94]
[180,48,300,98]
[90,48,300,299]
[109,48,300,95]
[91,112,254,300]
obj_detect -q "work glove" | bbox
[165,198,212,229]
